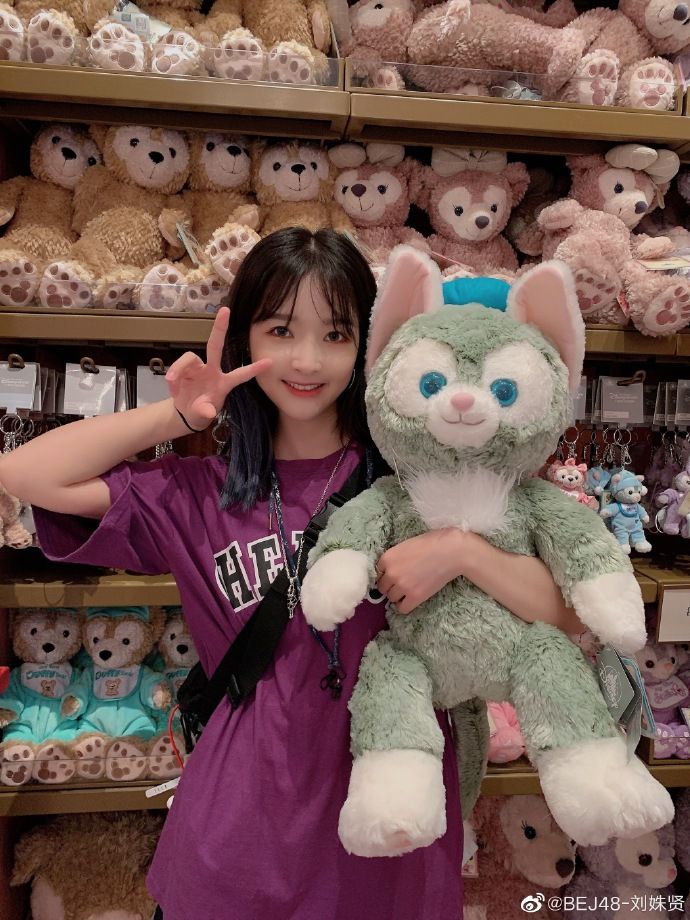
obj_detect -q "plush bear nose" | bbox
[149,151,165,165]
[227,145,242,156]
[556,858,575,878]
[42,642,55,653]
[634,200,648,214]
[99,649,113,661]
[177,644,189,655]
[351,183,367,197]
[475,215,490,229]
[674,3,688,19]
[450,392,475,412]
[291,163,306,175]
[61,147,77,160]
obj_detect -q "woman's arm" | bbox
[375,528,585,634]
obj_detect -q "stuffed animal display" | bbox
[600,470,652,554]
[300,246,673,857]
[636,641,690,759]
[11,812,164,920]
[545,458,600,510]
[655,459,690,538]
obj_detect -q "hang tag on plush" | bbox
[111,0,171,41]
[596,645,641,761]
[176,222,202,266]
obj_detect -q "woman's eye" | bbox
[490,378,518,407]
[614,182,624,193]
[270,326,291,337]
[419,372,447,399]
[326,330,346,343]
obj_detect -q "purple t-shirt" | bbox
[33,445,463,920]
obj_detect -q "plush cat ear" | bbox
[505,260,584,395]
[365,246,443,377]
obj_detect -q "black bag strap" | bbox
[178,454,370,740]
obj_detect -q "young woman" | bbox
[0,228,583,920]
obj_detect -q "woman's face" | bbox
[248,275,359,426]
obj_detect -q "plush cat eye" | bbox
[490,378,518,407]
[419,372,447,399]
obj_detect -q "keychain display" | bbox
[656,455,690,538]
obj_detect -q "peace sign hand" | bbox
[166,307,271,431]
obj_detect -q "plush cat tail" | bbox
[366,245,443,378]
[505,259,584,395]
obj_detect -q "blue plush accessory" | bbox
[442,277,511,312]
[85,606,151,622]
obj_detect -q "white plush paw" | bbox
[267,42,314,85]
[96,278,136,310]
[151,30,200,76]
[89,22,145,72]
[571,571,646,654]
[0,256,39,306]
[138,263,185,312]
[183,276,229,314]
[301,548,370,631]
[39,262,92,309]
[211,31,265,80]
[73,735,107,779]
[573,268,618,318]
[149,734,182,779]
[537,737,674,845]
[339,749,446,857]
[0,8,24,61]
[639,283,690,335]
[206,226,259,283]
[574,50,618,106]
[373,66,405,91]
[0,743,34,786]
[106,740,148,781]
[27,11,75,66]
[634,539,652,553]
[33,743,76,784]
[628,62,675,111]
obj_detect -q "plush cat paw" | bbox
[339,750,446,856]
[301,549,370,631]
[571,572,645,654]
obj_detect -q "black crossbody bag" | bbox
[177,455,372,754]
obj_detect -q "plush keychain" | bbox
[655,458,690,538]
[545,458,599,510]
[600,469,652,554]
[300,246,672,857]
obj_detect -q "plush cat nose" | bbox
[634,200,648,214]
[177,644,189,655]
[351,184,367,197]
[99,649,113,661]
[42,642,55,653]
[61,147,77,160]
[475,215,490,229]
[227,145,242,156]
[149,151,165,165]
[291,163,306,175]
[674,3,688,20]
[450,392,475,412]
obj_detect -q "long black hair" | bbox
[219,227,377,511]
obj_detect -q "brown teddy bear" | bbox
[0,481,33,548]
[69,605,171,783]
[11,812,164,920]
[40,124,190,312]
[148,605,199,779]
[0,607,83,787]
[142,130,260,313]
[251,138,355,237]
[329,141,427,269]
[538,144,689,335]
[2,0,87,68]
[0,124,101,308]
[417,147,529,276]
[464,794,577,919]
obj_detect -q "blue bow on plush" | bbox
[442,276,511,312]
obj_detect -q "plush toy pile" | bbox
[0,604,197,785]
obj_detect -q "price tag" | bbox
[0,361,38,413]
[62,363,117,417]
[656,585,690,643]
[137,365,170,407]
[600,376,644,426]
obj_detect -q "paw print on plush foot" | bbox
[96,279,136,310]
[39,263,92,309]
[183,276,229,314]
[268,43,314,84]
[207,227,260,283]
[0,743,34,786]
[89,22,145,72]
[106,741,147,781]
[212,30,265,80]
[151,30,200,76]
[0,9,25,61]
[27,11,75,66]
[628,63,675,111]
[33,743,76,784]
[148,735,181,779]
[373,66,405,91]
[73,736,106,779]
[574,269,618,317]
[575,51,618,106]
[640,284,690,335]
[137,263,185,312]
[0,257,39,306]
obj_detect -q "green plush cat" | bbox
[301,246,673,858]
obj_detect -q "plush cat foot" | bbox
[339,750,446,857]
[538,736,674,845]
[301,549,369,631]
[33,743,76,784]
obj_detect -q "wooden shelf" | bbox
[0,63,349,138]
[347,88,690,158]
[584,326,678,357]
[677,334,690,357]
[482,760,690,796]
